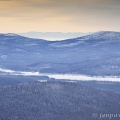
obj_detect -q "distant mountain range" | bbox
[18,32,92,40]
[1,31,120,120]
[0,31,120,76]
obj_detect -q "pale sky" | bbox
[0,0,120,33]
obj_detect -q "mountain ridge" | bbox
[18,31,92,40]
[0,31,120,76]
[1,30,120,42]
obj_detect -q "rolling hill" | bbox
[0,81,120,120]
[0,31,120,76]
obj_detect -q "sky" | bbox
[0,0,120,33]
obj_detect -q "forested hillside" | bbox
[0,82,120,120]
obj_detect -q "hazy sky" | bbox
[0,0,120,33]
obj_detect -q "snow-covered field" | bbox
[47,74,120,82]
[0,68,120,82]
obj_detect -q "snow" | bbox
[50,41,85,47]
[13,49,26,52]
[0,68,15,73]
[25,43,38,46]
[49,31,120,48]
[0,68,40,76]
[4,33,18,37]
[20,71,40,76]
[0,67,120,82]
[38,80,47,82]
[88,31,120,40]
[47,74,120,82]
[0,55,7,60]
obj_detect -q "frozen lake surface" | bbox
[0,68,120,82]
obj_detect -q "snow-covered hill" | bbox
[0,31,120,76]
[0,81,120,120]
